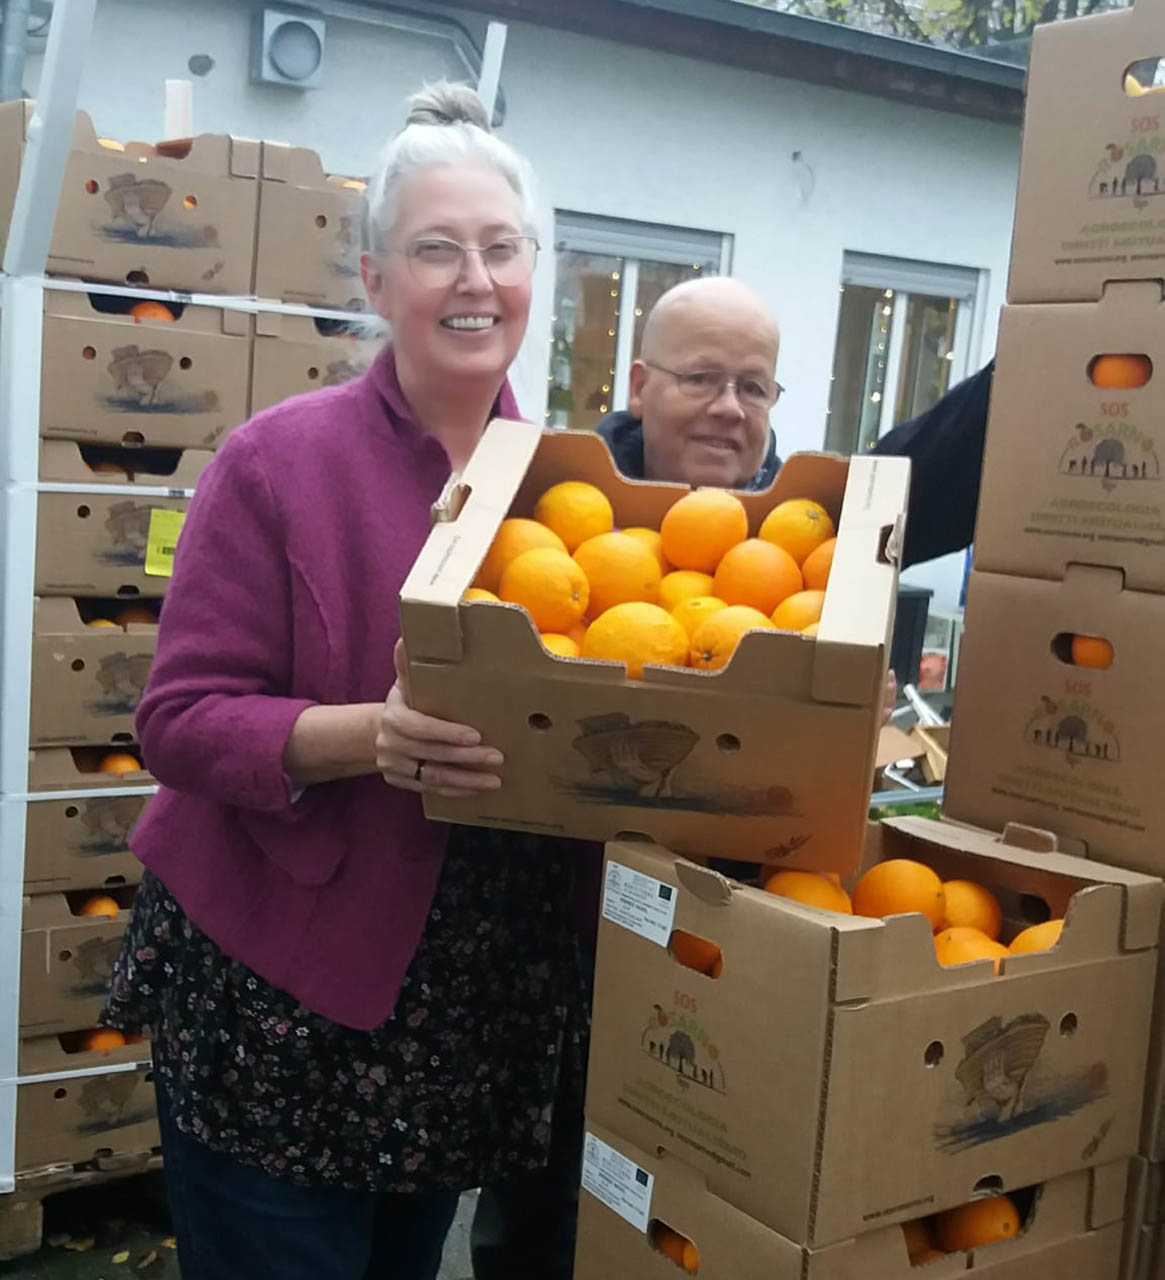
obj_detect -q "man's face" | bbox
[630,299,779,489]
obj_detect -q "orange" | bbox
[690,605,774,671]
[801,537,836,591]
[713,539,803,615]
[540,632,581,658]
[759,498,835,566]
[475,518,567,592]
[802,622,819,637]
[763,870,852,914]
[582,602,689,680]
[79,1029,126,1051]
[566,620,589,648]
[671,595,728,639]
[499,548,589,633]
[670,929,723,976]
[660,490,748,573]
[462,587,499,603]
[911,1248,948,1263]
[622,526,669,572]
[87,617,118,628]
[852,859,945,929]
[534,481,614,552]
[1071,635,1113,669]
[573,532,662,617]
[770,589,826,633]
[653,1225,699,1273]
[130,300,177,323]
[98,752,142,776]
[658,570,715,613]
[933,1195,1021,1252]
[1090,353,1152,389]
[901,1219,937,1262]
[934,926,1008,975]
[88,461,130,477]
[941,880,1003,939]
[115,605,158,626]
[79,894,121,918]
[1008,919,1063,955]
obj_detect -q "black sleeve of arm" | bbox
[870,359,995,569]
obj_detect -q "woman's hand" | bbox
[376,640,504,796]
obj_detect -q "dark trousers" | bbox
[157,1079,583,1280]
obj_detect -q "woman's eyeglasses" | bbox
[389,236,540,288]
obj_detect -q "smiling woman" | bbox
[101,82,592,1280]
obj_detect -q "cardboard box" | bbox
[975,288,1165,591]
[945,566,1164,876]
[584,826,1158,1246]
[250,311,378,414]
[35,492,188,597]
[253,142,367,308]
[39,290,250,450]
[18,1031,150,1078]
[1124,1159,1165,1280]
[29,598,156,747]
[27,748,153,794]
[0,102,259,294]
[14,1058,157,1173]
[1009,0,1165,304]
[39,440,212,487]
[575,1122,1126,1280]
[20,893,131,1038]
[402,422,909,871]
[23,793,147,894]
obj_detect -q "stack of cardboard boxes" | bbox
[3,105,374,1199]
[940,3,1165,1276]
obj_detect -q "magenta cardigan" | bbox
[131,348,522,1030]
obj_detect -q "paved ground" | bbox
[0,1177,476,1279]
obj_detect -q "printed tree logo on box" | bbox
[934,1014,1109,1154]
[69,934,124,996]
[1090,134,1165,208]
[100,173,220,249]
[334,214,361,280]
[76,1073,154,1135]
[639,1002,725,1094]
[104,344,221,416]
[100,502,155,566]
[558,713,803,822]
[1059,422,1160,494]
[88,652,152,716]
[76,795,145,853]
[1023,695,1121,766]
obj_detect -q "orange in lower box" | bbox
[584,827,1158,1247]
[575,1121,1127,1279]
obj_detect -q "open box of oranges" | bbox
[583,819,1159,1247]
[400,420,909,871]
[574,1121,1127,1280]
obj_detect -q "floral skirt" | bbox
[104,826,592,1193]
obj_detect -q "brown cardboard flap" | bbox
[28,748,153,791]
[43,288,251,335]
[259,140,364,188]
[18,1032,149,1076]
[39,440,211,487]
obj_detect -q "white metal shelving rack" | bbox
[0,0,495,1194]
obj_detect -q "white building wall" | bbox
[26,0,1021,606]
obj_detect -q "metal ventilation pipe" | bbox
[0,0,31,101]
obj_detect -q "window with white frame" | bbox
[547,212,733,431]
[825,252,982,455]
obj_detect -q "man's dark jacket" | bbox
[596,360,994,569]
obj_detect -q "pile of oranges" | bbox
[762,858,1064,971]
[467,480,837,679]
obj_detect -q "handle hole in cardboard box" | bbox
[82,345,96,361]
[116,586,142,598]
[1059,1012,1078,1037]
[126,271,150,287]
[84,179,98,195]
[179,356,193,370]
[64,805,79,817]
[528,713,553,732]
[1088,353,1152,388]
[85,292,184,321]
[668,929,723,979]
[972,1174,1004,1197]
[923,1039,944,1067]
[307,366,320,380]
[1016,893,1052,925]
[648,1220,699,1273]
[76,504,91,519]
[1124,58,1165,96]
[53,1087,68,1100]
[57,949,72,962]
[315,214,328,229]
[70,658,85,672]
[715,733,741,754]
[1050,632,1114,670]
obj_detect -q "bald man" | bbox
[597,276,993,569]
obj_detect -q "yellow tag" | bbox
[144,508,186,577]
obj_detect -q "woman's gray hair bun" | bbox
[405,81,492,132]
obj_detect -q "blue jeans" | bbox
[156,1082,461,1280]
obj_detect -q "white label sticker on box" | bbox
[602,859,676,947]
[582,1131,653,1233]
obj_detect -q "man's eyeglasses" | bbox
[645,361,783,410]
[388,236,539,288]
